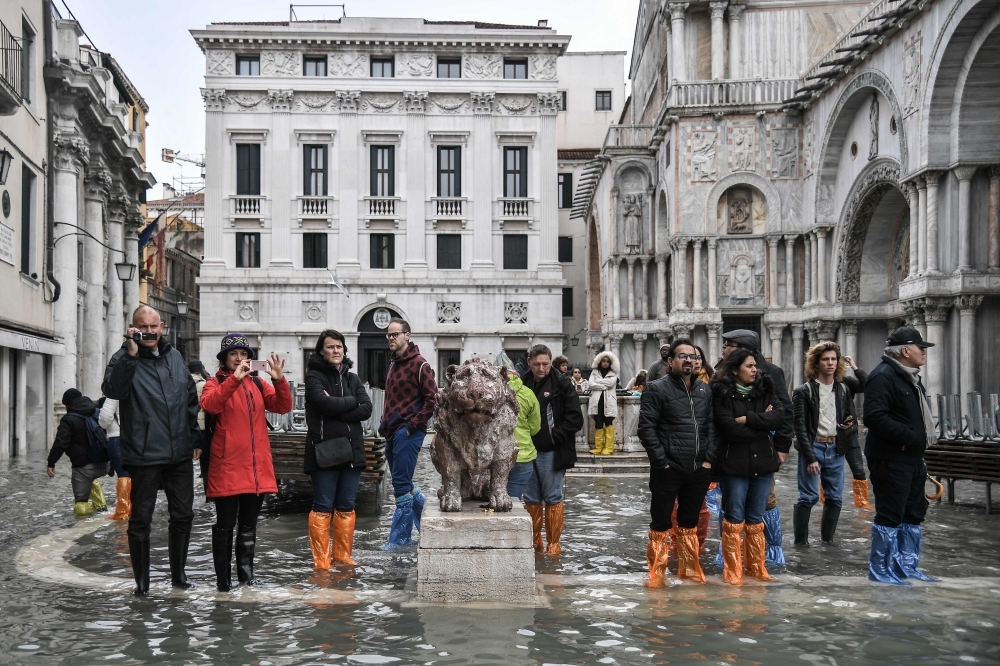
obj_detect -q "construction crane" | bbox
[161,148,206,176]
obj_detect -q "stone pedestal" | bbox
[417,498,535,605]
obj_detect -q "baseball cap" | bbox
[886,326,934,348]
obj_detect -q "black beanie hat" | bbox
[62,388,82,406]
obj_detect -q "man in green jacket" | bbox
[506,370,541,500]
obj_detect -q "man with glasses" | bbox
[379,317,438,550]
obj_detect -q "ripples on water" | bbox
[1,447,998,664]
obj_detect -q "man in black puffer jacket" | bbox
[638,338,715,586]
[46,388,109,515]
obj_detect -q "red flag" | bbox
[153,227,167,297]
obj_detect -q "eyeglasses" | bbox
[385,332,405,340]
[722,341,740,349]
[674,353,702,361]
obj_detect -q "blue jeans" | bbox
[719,474,773,525]
[311,468,362,513]
[522,450,565,505]
[797,441,845,509]
[107,436,129,477]
[506,460,534,499]
[385,428,424,498]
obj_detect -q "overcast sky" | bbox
[62,0,637,196]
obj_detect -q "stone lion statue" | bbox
[431,358,519,512]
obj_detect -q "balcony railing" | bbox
[668,79,799,108]
[0,20,23,116]
[433,197,465,218]
[495,197,534,220]
[604,125,655,150]
[298,196,334,217]
[365,196,400,217]
[229,195,266,218]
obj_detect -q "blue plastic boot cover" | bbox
[714,511,724,568]
[894,523,939,582]
[412,488,425,533]
[705,485,721,516]
[762,506,787,565]
[868,524,908,585]
[381,493,415,551]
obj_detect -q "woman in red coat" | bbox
[201,333,293,591]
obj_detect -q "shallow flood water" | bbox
[1,444,998,665]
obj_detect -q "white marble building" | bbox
[577,0,1000,405]
[192,17,624,385]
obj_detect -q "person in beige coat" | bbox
[588,351,620,456]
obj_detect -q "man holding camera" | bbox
[102,305,201,596]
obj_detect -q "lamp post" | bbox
[176,300,188,316]
[0,148,13,185]
[114,259,136,282]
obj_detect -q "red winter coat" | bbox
[201,371,293,498]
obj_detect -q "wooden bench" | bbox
[268,432,390,516]
[924,439,1000,515]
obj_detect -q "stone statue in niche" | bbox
[731,125,755,171]
[869,93,879,160]
[623,194,643,254]
[731,255,754,300]
[727,188,753,234]
[691,130,717,182]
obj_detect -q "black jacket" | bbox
[304,355,373,473]
[47,396,97,469]
[710,375,785,478]
[756,355,794,452]
[863,356,929,464]
[102,339,200,467]
[521,368,584,471]
[792,369,868,462]
[638,373,716,472]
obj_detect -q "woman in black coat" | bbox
[709,348,786,584]
[304,330,373,569]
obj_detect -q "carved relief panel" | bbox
[206,50,234,76]
[902,33,921,118]
[768,126,798,179]
[261,51,299,76]
[463,54,502,79]
[688,129,718,182]
[329,53,369,77]
[715,240,766,307]
[728,121,756,172]
[726,188,753,234]
[617,167,649,254]
[397,54,434,77]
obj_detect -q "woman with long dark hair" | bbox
[709,347,786,584]
[304,330,373,569]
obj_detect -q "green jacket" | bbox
[509,374,540,463]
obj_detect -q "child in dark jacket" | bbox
[46,388,109,515]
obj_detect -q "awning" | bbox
[0,327,65,356]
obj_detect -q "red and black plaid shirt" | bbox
[380,343,438,439]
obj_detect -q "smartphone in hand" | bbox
[249,360,270,373]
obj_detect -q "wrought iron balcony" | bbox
[0,20,23,116]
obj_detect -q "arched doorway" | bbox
[357,307,401,389]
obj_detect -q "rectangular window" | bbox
[21,20,34,102]
[557,173,573,209]
[236,144,261,195]
[236,232,261,268]
[596,90,612,111]
[562,287,574,317]
[370,146,395,196]
[437,234,462,270]
[437,147,461,197]
[439,350,461,385]
[370,57,394,78]
[131,107,139,131]
[303,233,328,268]
[559,91,567,111]
[303,56,327,77]
[20,165,34,275]
[77,241,83,279]
[558,236,573,263]
[303,144,328,196]
[370,234,395,269]
[503,147,528,198]
[503,59,528,79]
[236,55,260,76]
[437,58,461,78]
[503,235,528,270]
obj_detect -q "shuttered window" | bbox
[236,144,261,195]
[370,146,395,196]
[303,145,327,196]
[503,235,528,270]
[437,234,462,269]
[370,234,395,269]
[303,233,327,268]
[437,147,461,197]
[503,147,528,198]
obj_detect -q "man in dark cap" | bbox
[863,326,938,584]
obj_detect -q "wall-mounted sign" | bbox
[0,221,14,266]
[372,307,392,329]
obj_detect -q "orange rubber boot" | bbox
[674,526,707,583]
[332,510,358,565]
[308,511,332,569]
[743,522,774,581]
[109,477,132,521]
[544,502,564,556]
[853,479,873,509]
[524,503,544,552]
[645,529,670,588]
[722,519,745,585]
[696,499,711,549]
[819,484,825,506]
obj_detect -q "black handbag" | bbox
[315,435,353,468]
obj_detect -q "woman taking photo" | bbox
[304,330,373,569]
[587,351,620,456]
[708,348,786,585]
[201,333,292,591]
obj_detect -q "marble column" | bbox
[268,90,293,267]
[675,239,688,309]
[923,301,948,403]
[626,257,636,320]
[656,254,669,317]
[843,319,859,361]
[709,2,727,81]
[611,256,621,321]
[955,166,978,272]
[707,238,718,308]
[906,306,927,340]
[784,236,795,306]
[925,171,942,274]
[537,93,561,274]
[791,324,805,387]
[728,4,744,80]
[769,325,784,369]
[105,198,125,363]
[657,331,671,352]
[471,92,495,271]
[641,256,651,319]
[804,233,813,304]
[661,11,673,88]
[905,182,920,278]
[668,3,689,83]
[201,89,226,266]
[767,236,779,307]
[816,228,828,303]
[692,239,703,309]
[956,295,983,401]
[633,333,647,375]
[674,324,693,340]
[82,168,109,398]
[707,323,722,367]
[337,91,362,270]
[916,177,927,273]
[990,166,1000,270]
[404,93,428,272]
[123,215,141,316]
[609,333,623,360]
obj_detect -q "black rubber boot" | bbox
[128,537,150,596]
[821,505,842,544]
[212,526,234,592]
[168,531,194,590]
[793,505,811,546]
[235,525,258,586]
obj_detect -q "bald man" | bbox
[103,305,201,595]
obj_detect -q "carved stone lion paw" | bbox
[440,488,463,512]
[489,489,513,513]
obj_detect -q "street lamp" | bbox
[114,260,136,282]
[569,327,587,347]
[176,300,188,316]
[0,148,12,185]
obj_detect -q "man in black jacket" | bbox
[102,305,202,596]
[46,388,109,515]
[863,326,938,585]
[638,338,715,586]
[520,344,584,557]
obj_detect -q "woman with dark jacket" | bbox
[709,348,786,585]
[201,333,293,591]
[305,330,373,569]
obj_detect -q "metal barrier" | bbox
[936,393,1000,442]
[265,381,385,436]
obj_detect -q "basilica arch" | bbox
[704,171,783,233]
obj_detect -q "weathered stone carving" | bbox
[690,130,717,182]
[730,123,755,172]
[727,187,753,234]
[771,127,798,179]
[530,55,557,80]
[731,254,755,300]
[868,94,879,160]
[303,301,326,322]
[397,54,434,77]
[206,50,234,76]
[53,132,90,172]
[403,91,428,113]
[902,33,921,117]
[201,88,227,112]
[336,90,361,113]
[431,359,519,512]
[504,302,528,324]
[227,92,268,110]
[236,301,258,323]
[803,119,815,177]
[536,92,562,115]
[329,53,368,77]
[430,96,467,114]
[496,96,536,115]
[437,302,461,324]
[470,91,495,115]
[362,94,400,113]
[623,194,643,254]
[296,93,336,112]
[464,54,502,79]
[261,51,299,76]
[267,89,294,112]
